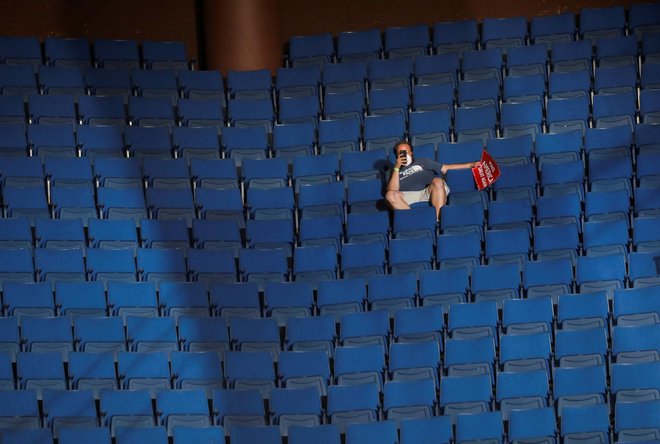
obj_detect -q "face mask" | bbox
[404,154,412,166]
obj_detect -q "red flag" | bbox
[472,150,501,190]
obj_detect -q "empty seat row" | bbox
[0,36,189,70]
[287,5,660,67]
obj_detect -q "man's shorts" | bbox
[400,180,451,206]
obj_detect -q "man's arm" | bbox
[440,161,479,175]
[386,154,406,192]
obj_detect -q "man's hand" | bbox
[394,152,407,169]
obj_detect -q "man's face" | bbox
[396,144,413,165]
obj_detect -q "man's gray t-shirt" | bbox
[395,157,445,191]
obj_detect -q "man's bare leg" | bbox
[385,190,411,211]
[429,177,448,221]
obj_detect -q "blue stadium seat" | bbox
[127,95,176,128]
[0,249,36,289]
[263,280,314,327]
[177,98,224,133]
[508,407,558,444]
[56,280,108,318]
[124,125,173,159]
[74,316,126,359]
[224,350,276,397]
[482,16,528,54]
[276,65,321,96]
[289,424,341,444]
[576,253,627,297]
[561,405,611,444]
[400,416,453,444]
[93,38,140,70]
[44,36,90,68]
[322,61,367,96]
[126,315,178,355]
[136,247,188,286]
[115,427,168,444]
[0,217,32,250]
[433,19,479,56]
[551,40,593,75]
[419,268,469,308]
[159,281,209,320]
[612,323,660,364]
[555,327,609,367]
[230,426,281,444]
[76,124,125,159]
[500,331,552,374]
[0,64,38,99]
[530,12,576,48]
[117,350,171,394]
[557,291,609,332]
[628,251,660,287]
[339,309,390,352]
[288,33,334,68]
[270,386,323,436]
[146,187,196,225]
[3,281,54,321]
[131,68,178,104]
[0,35,42,68]
[99,389,153,436]
[461,47,503,83]
[439,374,492,421]
[496,370,549,420]
[385,24,429,59]
[317,277,366,321]
[34,248,86,288]
[337,29,382,63]
[272,121,316,161]
[85,67,132,103]
[444,335,496,384]
[68,351,118,394]
[523,259,574,300]
[579,5,625,44]
[615,399,660,442]
[142,40,188,70]
[285,315,336,357]
[230,317,281,358]
[187,248,238,286]
[554,364,607,417]
[327,382,380,433]
[0,125,28,156]
[471,262,522,306]
[456,410,504,444]
[177,69,226,106]
[179,316,229,357]
[226,68,272,100]
[278,350,332,396]
[107,281,159,322]
[140,218,190,250]
[414,53,459,88]
[16,352,67,396]
[172,426,225,444]
[155,389,211,436]
[28,123,76,158]
[41,388,97,439]
[210,281,260,321]
[142,157,191,189]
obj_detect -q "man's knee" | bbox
[430,177,446,191]
[385,190,401,203]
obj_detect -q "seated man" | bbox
[385,141,479,220]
